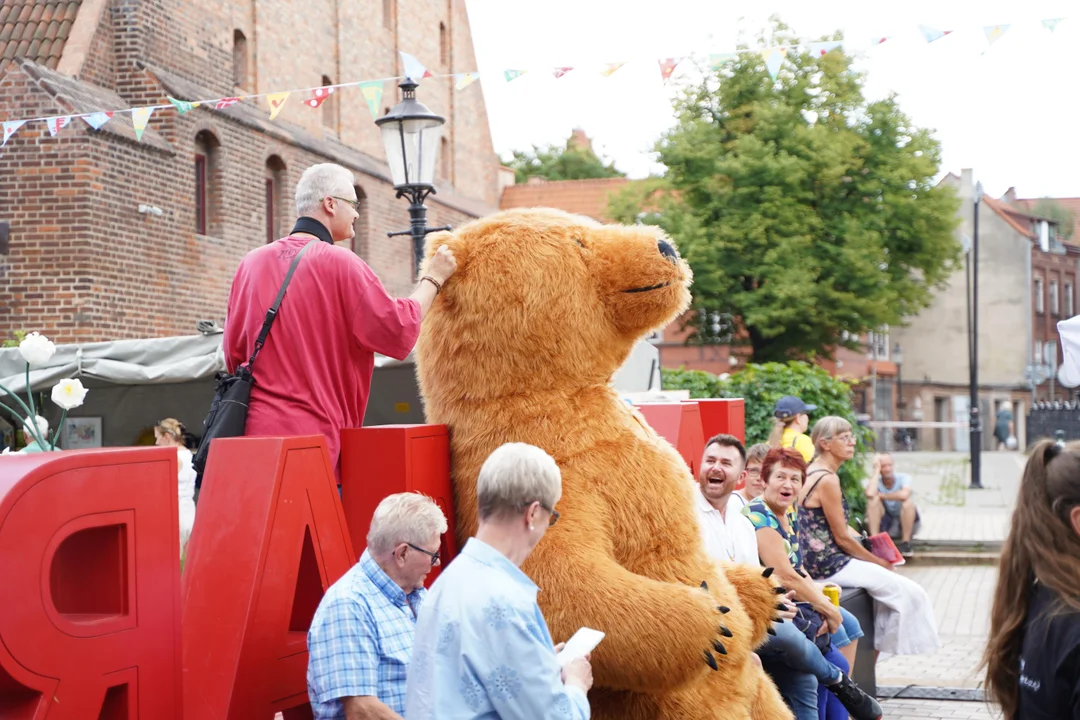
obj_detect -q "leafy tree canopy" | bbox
[1026,197,1075,241]
[610,20,960,362]
[507,130,625,183]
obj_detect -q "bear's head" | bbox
[416,208,692,401]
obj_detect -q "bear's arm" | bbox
[525,501,738,694]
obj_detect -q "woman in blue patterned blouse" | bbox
[405,443,593,719]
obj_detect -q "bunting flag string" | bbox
[0,18,1071,149]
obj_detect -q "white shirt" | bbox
[694,490,760,566]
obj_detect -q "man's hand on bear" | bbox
[428,245,458,285]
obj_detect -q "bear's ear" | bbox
[422,229,467,274]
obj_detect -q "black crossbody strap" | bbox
[247,241,316,370]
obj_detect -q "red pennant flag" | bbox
[658,58,681,81]
[552,66,574,79]
[304,87,334,109]
[215,97,240,109]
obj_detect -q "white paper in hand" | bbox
[556,627,605,667]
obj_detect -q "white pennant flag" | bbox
[400,51,432,82]
[46,116,72,137]
[2,119,26,146]
[81,111,114,130]
[983,24,1011,46]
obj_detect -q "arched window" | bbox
[233,30,249,89]
[439,22,448,66]
[351,184,369,258]
[194,130,221,237]
[265,155,287,243]
[321,74,336,132]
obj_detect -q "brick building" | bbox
[0,0,500,343]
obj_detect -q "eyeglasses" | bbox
[745,466,762,477]
[539,503,560,527]
[833,433,857,445]
[405,542,441,566]
[329,196,360,211]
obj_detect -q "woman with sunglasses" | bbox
[799,416,940,657]
[406,443,593,719]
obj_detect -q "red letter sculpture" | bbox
[0,448,183,720]
[181,436,355,720]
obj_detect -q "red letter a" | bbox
[181,436,356,720]
[0,448,183,720]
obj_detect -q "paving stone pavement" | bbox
[878,698,1001,719]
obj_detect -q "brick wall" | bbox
[0,0,498,344]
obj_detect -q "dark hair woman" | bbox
[982,440,1080,719]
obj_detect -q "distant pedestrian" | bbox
[993,404,1016,451]
[983,439,1080,719]
[767,396,816,462]
[154,418,197,555]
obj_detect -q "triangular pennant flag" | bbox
[357,81,383,120]
[983,24,1011,46]
[266,91,290,120]
[503,69,526,82]
[761,47,788,80]
[552,66,574,79]
[1042,18,1063,31]
[130,106,153,141]
[454,72,480,90]
[599,62,626,77]
[808,41,842,57]
[400,51,433,82]
[168,96,199,114]
[303,87,334,109]
[708,53,736,70]
[919,24,951,43]
[2,119,26,146]
[215,97,240,110]
[81,111,114,130]
[658,58,681,81]
[46,115,72,137]
[871,36,890,45]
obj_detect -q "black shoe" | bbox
[826,673,882,720]
[899,541,913,556]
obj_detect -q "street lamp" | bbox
[377,79,452,277]
[968,181,984,489]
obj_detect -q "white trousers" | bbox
[825,559,941,655]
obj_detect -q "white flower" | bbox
[18,332,56,366]
[51,378,88,410]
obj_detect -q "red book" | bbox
[868,532,906,566]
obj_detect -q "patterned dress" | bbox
[743,500,801,568]
[798,470,853,580]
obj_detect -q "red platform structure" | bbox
[0,448,183,720]
[692,398,746,444]
[635,402,707,476]
[340,424,458,582]
[181,436,355,720]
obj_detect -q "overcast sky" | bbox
[463,0,1079,199]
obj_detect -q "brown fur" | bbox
[415,208,792,720]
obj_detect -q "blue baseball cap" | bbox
[774,396,817,420]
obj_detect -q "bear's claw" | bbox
[762,567,774,578]
[700,580,708,591]
[719,625,733,638]
[704,650,719,670]
[766,626,777,635]
[774,586,788,594]
[712,640,727,655]
[718,605,730,614]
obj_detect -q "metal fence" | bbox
[1026,402,1080,447]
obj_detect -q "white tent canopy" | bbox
[0,333,227,394]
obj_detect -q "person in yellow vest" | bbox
[767,396,816,463]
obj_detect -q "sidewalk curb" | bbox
[877,685,986,703]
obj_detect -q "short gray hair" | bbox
[295,163,355,216]
[477,443,562,522]
[366,492,448,555]
[810,416,854,455]
[23,415,48,439]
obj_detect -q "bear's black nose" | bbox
[658,239,678,262]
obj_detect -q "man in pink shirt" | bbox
[223,163,457,477]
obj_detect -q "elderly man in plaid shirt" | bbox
[307,493,447,719]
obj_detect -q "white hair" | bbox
[23,415,48,440]
[477,443,562,522]
[366,492,448,555]
[295,163,355,216]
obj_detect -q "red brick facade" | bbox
[0,0,499,343]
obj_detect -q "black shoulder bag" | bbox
[193,241,316,479]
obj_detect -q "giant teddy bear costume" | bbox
[415,208,793,720]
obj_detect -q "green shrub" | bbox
[663,361,872,519]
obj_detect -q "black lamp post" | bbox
[968,182,984,489]
[377,79,452,278]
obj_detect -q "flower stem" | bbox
[22,364,48,449]
[49,409,67,450]
[0,378,48,448]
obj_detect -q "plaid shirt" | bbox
[307,549,425,718]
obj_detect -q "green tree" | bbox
[663,361,872,517]
[1,330,27,348]
[610,22,960,362]
[1027,198,1075,241]
[507,131,625,183]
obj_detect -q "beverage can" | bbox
[823,585,841,606]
